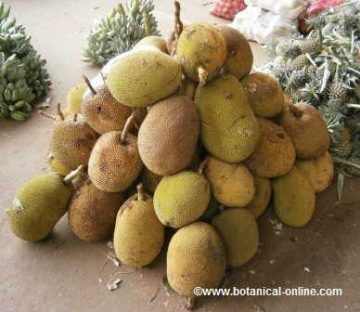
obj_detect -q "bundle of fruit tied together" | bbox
[7,1,338,308]
[0,2,50,121]
[83,0,160,66]
[262,0,360,197]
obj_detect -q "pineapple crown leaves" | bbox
[261,0,360,175]
[0,1,50,121]
[83,0,160,66]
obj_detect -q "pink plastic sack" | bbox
[307,0,343,15]
[210,0,247,20]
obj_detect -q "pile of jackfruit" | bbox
[7,20,334,304]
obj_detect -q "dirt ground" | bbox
[0,1,359,311]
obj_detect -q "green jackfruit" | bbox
[212,208,259,267]
[216,25,253,80]
[175,23,227,83]
[273,166,316,227]
[195,74,260,163]
[7,170,80,242]
[154,171,210,228]
[106,49,182,107]
[113,185,165,268]
[167,222,226,297]
[244,176,271,218]
[205,156,255,207]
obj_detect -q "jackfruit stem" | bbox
[290,105,303,118]
[198,67,208,87]
[83,75,97,95]
[198,158,209,175]
[186,297,195,310]
[57,103,65,121]
[74,114,78,122]
[38,110,56,120]
[170,1,183,55]
[63,165,85,185]
[174,1,183,39]
[120,113,135,144]
[137,183,145,201]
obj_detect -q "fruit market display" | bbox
[7,1,349,308]
[0,2,50,120]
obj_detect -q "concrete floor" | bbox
[0,1,359,311]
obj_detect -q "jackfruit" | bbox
[154,171,210,228]
[68,180,125,242]
[138,95,200,176]
[175,23,227,83]
[66,82,87,114]
[167,222,226,297]
[212,209,259,267]
[133,35,168,53]
[50,114,99,170]
[88,115,143,192]
[106,49,182,107]
[273,166,316,227]
[280,103,330,159]
[205,156,255,207]
[296,151,334,193]
[245,118,295,178]
[241,72,284,118]
[114,184,165,268]
[244,176,271,218]
[195,74,260,163]
[7,168,82,241]
[48,154,72,176]
[141,168,163,194]
[81,86,132,134]
[216,25,253,80]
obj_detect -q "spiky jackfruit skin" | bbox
[241,72,284,118]
[7,174,72,242]
[133,36,168,54]
[167,222,226,297]
[154,171,210,228]
[195,74,260,163]
[216,25,253,80]
[296,151,334,193]
[113,192,164,268]
[141,168,163,194]
[176,23,227,82]
[212,209,259,267]
[50,114,99,170]
[273,166,316,227]
[68,180,124,242]
[81,87,132,134]
[245,119,295,178]
[88,131,143,192]
[280,103,330,159]
[205,156,255,207]
[138,96,200,176]
[244,176,271,218]
[66,82,87,113]
[106,49,182,107]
